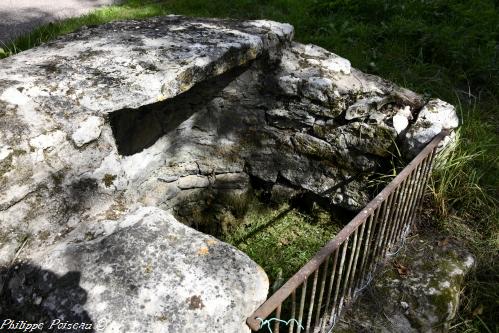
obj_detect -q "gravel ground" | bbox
[0,0,120,45]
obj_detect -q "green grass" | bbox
[178,190,343,289]
[223,200,340,289]
[429,124,498,332]
[1,0,497,331]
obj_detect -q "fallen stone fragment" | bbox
[336,233,474,333]
[71,116,105,147]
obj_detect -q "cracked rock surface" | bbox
[1,207,268,332]
[0,15,458,332]
[336,233,474,333]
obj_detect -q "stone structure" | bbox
[0,16,458,332]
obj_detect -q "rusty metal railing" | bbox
[247,130,449,332]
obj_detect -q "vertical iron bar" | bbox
[338,229,358,315]
[305,270,319,332]
[372,191,396,268]
[296,279,308,333]
[407,149,437,230]
[363,200,387,285]
[393,162,424,244]
[378,184,403,260]
[400,154,432,249]
[290,290,296,333]
[314,256,330,329]
[329,239,349,324]
[412,150,437,222]
[321,250,339,333]
[369,196,391,268]
[356,208,378,289]
[347,221,366,299]
[274,304,282,333]
[354,214,372,292]
[384,174,411,256]
[390,175,413,247]
[395,169,418,243]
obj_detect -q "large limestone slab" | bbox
[0,15,293,115]
[1,207,269,333]
[0,16,293,209]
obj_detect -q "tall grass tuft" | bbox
[428,101,498,331]
[430,130,496,221]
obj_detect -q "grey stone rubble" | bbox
[335,234,475,333]
[0,15,458,332]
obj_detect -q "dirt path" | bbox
[0,0,120,45]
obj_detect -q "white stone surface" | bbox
[71,116,105,147]
[4,207,269,333]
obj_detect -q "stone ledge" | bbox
[1,207,269,333]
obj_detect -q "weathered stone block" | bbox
[336,234,474,333]
[1,207,269,333]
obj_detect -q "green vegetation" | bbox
[182,191,342,288]
[223,199,340,288]
[2,0,497,331]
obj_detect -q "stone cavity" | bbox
[0,15,458,332]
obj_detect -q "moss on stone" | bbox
[338,234,473,332]
[37,230,51,241]
[102,174,117,187]
[430,287,459,321]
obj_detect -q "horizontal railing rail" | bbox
[247,130,449,333]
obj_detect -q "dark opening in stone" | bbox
[173,179,355,287]
[109,64,250,156]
